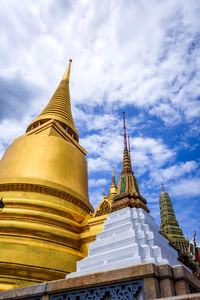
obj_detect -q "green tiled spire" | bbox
[159,184,188,249]
[159,184,200,277]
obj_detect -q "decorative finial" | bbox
[161,183,165,192]
[62,59,72,82]
[0,198,4,209]
[108,168,117,197]
[111,167,116,186]
[103,190,106,197]
[123,112,127,149]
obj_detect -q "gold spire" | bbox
[122,112,132,174]
[111,167,116,186]
[26,59,79,141]
[62,58,72,82]
[109,168,117,197]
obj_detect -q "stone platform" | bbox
[0,263,199,300]
[68,207,183,277]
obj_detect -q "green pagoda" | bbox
[159,183,187,249]
[159,184,200,277]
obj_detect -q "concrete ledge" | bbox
[0,282,47,300]
[158,264,173,279]
[172,266,200,291]
[0,263,158,299]
[46,262,158,293]
[0,263,199,300]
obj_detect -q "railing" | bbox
[49,280,144,300]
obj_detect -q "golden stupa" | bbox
[0,60,102,290]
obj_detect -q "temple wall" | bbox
[0,263,199,300]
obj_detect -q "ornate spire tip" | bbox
[123,112,126,129]
[63,59,72,82]
[123,112,127,149]
[111,167,116,187]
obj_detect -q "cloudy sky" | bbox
[0,0,199,243]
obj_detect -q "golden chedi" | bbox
[0,60,94,290]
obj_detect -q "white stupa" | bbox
[67,207,182,278]
[67,113,183,278]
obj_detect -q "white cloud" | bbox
[80,125,175,177]
[149,103,182,125]
[0,118,29,159]
[150,161,198,184]
[169,177,200,197]
[88,178,108,187]
[0,0,199,125]
[89,189,105,208]
[83,133,123,172]
[132,137,175,175]
[74,107,121,132]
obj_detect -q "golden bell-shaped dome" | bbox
[0,60,93,290]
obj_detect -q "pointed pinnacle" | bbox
[26,58,78,141]
[161,183,165,192]
[109,168,117,196]
[128,135,132,167]
[62,59,72,82]
[123,112,127,149]
[111,167,117,187]
[128,135,130,155]
[122,113,132,173]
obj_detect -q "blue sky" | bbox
[0,0,199,244]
